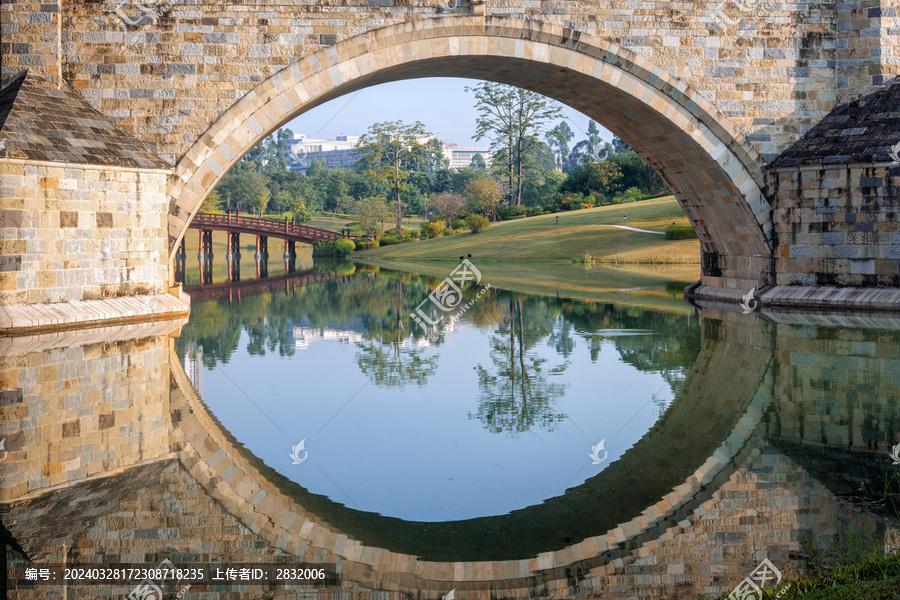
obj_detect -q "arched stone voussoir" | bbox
[168,16,772,288]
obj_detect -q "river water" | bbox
[2,261,899,599]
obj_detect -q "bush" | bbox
[497,205,526,220]
[401,228,420,242]
[354,239,379,250]
[379,233,401,246]
[621,187,644,203]
[465,213,490,233]
[665,225,698,240]
[526,207,544,217]
[558,193,587,211]
[421,221,445,239]
[450,218,466,230]
[312,238,356,259]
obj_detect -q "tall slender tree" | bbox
[467,83,563,206]
[356,120,430,233]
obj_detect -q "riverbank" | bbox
[357,196,701,264]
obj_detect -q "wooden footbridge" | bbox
[182,212,353,260]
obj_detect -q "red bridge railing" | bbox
[190,212,350,243]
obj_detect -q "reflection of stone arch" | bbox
[169,315,775,596]
[167,17,773,289]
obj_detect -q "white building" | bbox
[288,133,490,173]
[288,134,360,173]
[439,140,492,170]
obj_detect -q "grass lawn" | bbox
[357,195,701,264]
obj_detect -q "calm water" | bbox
[175,265,701,522]
[3,262,900,599]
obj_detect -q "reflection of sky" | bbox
[200,322,675,522]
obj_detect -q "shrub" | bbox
[312,238,356,259]
[465,213,491,233]
[379,233,401,246]
[497,205,526,220]
[558,193,587,211]
[450,218,466,230]
[621,187,644,203]
[665,225,698,240]
[354,239,380,250]
[401,228,420,242]
[421,221,445,239]
[526,207,543,217]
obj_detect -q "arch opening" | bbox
[169,17,774,290]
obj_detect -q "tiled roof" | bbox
[0,70,170,170]
[773,79,900,168]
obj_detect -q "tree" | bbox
[611,135,631,154]
[566,120,610,172]
[356,120,431,234]
[465,177,502,221]
[246,171,271,215]
[427,192,467,225]
[470,153,487,170]
[545,121,574,171]
[560,161,624,196]
[352,197,393,237]
[467,82,563,206]
[200,189,222,212]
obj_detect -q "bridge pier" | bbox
[284,240,296,273]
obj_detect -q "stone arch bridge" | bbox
[3,0,900,318]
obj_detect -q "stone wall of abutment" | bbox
[0,326,177,505]
[0,159,171,306]
[772,164,900,288]
[0,0,848,165]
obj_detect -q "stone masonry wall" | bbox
[0,161,170,305]
[1,0,844,164]
[773,165,900,287]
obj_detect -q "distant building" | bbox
[288,134,360,173]
[439,140,492,170]
[287,133,490,174]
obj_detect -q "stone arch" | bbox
[167,16,773,290]
[167,314,775,596]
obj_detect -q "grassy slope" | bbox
[357,196,701,264]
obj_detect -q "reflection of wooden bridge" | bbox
[183,269,344,303]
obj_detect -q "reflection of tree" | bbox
[355,277,439,387]
[560,302,701,397]
[175,265,702,413]
[470,297,569,434]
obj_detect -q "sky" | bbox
[285,77,614,147]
